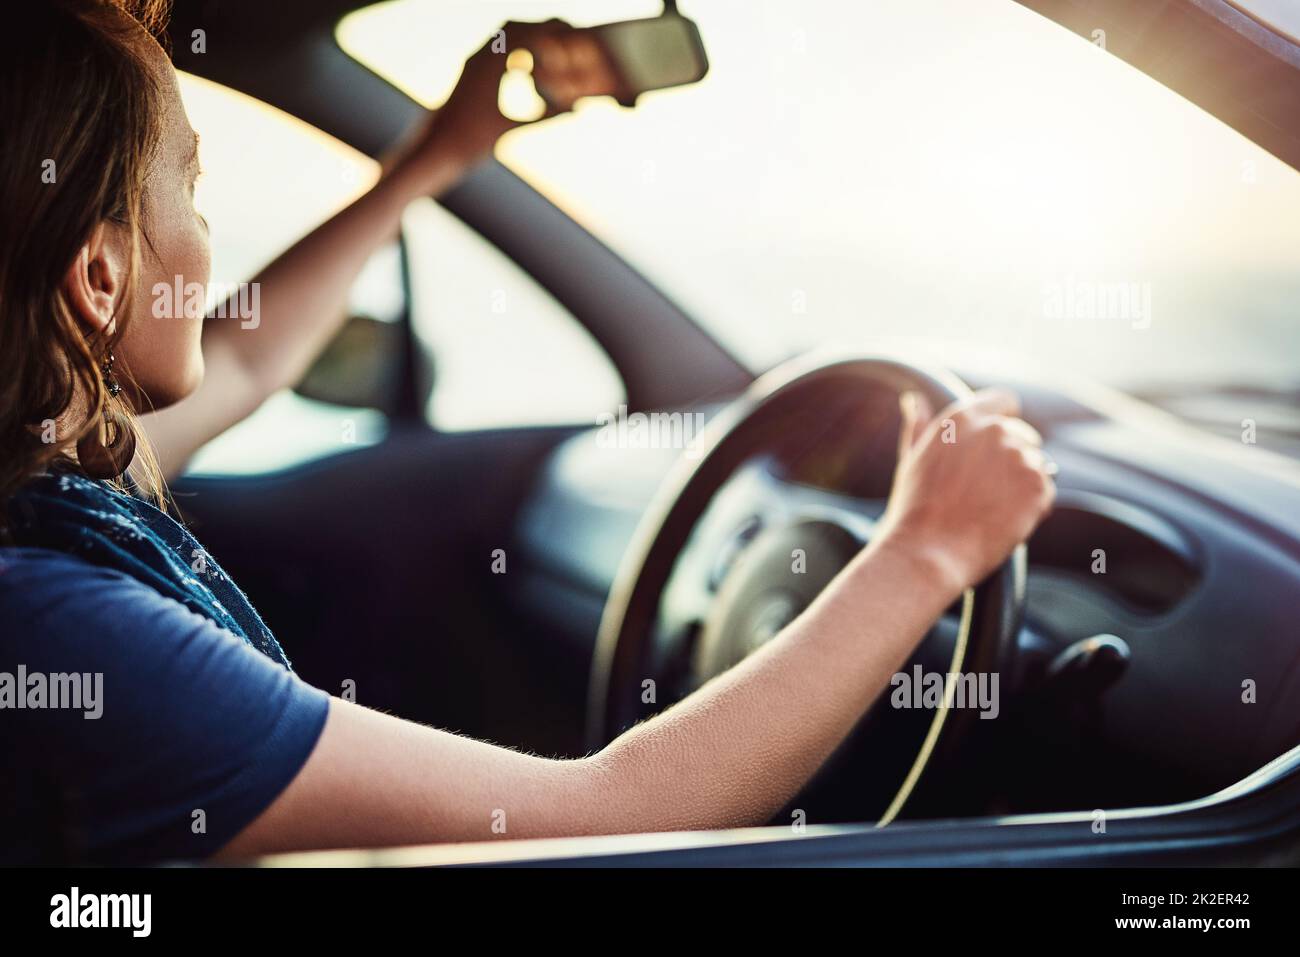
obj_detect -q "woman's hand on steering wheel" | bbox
[878,387,1055,599]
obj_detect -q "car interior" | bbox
[157,0,1300,865]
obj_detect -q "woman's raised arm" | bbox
[141,21,620,478]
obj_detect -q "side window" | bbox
[403,198,625,431]
[177,73,396,476]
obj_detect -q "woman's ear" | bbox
[61,222,128,337]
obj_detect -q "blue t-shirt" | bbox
[0,471,330,865]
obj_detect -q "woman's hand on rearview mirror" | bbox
[394,20,622,194]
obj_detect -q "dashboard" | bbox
[512,363,1300,816]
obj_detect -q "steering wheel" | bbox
[585,352,1026,825]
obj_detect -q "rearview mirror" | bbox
[591,12,709,106]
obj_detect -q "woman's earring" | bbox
[76,351,137,480]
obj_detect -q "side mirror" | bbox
[294,313,403,410]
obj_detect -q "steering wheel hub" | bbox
[694,519,861,682]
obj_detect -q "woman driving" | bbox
[0,0,1054,864]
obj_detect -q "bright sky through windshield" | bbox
[341,0,1300,390]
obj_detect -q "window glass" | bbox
[340,0,1300,395]
[177,73,390,475]
[403,198,624,430]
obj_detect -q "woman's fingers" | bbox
[999,415,1043,448]
[897,390,934,459]
[962,386,1021,420]
[498,20,620,116]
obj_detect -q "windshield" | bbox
[340,0,1300,394]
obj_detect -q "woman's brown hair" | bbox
[0,0,172,538]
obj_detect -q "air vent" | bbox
[1028,491,1200,615]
